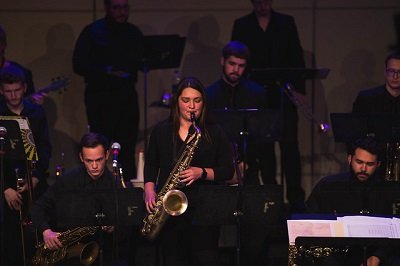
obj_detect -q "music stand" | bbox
[249,68,330,181]
[141,35,186,151]
[250,67,330,82]
[0,116,38,266]
[330,112,400,143]
[240,185,284,226]
[0,118,27,160]
[369,113,400,143]
[369,182,400,216]
[55,187,145,228]
[55,187,144,264]
[330,113,371,143]
[212,109,282,186]
[190,185,283,266]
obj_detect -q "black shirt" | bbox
[73,17,144,92]
[144,120,234,189]
[206,78,267,110]
[0,99,51,191]
[353,85,400,113]
[31,165,115,232]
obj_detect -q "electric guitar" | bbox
[27,76,70,102]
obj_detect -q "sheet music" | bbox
[287,220,339,244]
[287,216,400,244]
[338,216,398,238]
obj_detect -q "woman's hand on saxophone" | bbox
[144,182,157,213]
[180,167,202,186]
[43,229,63,250]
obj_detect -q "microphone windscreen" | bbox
[112,142,121,151]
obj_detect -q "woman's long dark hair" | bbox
[170,76,210,144]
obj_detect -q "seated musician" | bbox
[352,51,400,181]
[206,40,267,186]
[0,64,51,266]
[31,132,126,266]
[305,136,399,266]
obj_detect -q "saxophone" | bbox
[32,226,100,266]
[141,112,202,240]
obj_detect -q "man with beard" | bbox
[206,41,267,184]
[206,41,276,266]
[305,136,399,266]
[73,0,144,182]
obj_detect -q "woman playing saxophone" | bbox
[144,76,234,266]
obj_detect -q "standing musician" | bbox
[73,0,144,181]
[144,77,234,266]
[31,132,121,266]
[0,65,51,265]
[352,52,400,180]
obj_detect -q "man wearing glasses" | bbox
[353,52,400,113]
[73,0,144,182]
[353,52,400,183]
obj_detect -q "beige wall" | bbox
[1,0,399,196]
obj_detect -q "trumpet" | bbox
[282,82,329,133]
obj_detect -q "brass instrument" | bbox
[141,112,200,240]
[32,226,100,266]
[283,82,329,133]
[288,244,348,266]
[385,142,400,181]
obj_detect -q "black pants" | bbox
[160,215,220,266]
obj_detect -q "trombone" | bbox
[15,161,38,266]
[281,82,330,133]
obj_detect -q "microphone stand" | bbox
[112,154,121,263]
[95,212,105,266]
[0,135,5,266]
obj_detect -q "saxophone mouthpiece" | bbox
[190,112,196,122]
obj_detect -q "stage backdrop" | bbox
[1,0,399,197]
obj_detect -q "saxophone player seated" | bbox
[31,133,124,265]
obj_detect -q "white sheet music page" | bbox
[338,216,399,238]
[287,220,339,245]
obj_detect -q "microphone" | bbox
[0,127,6,154]
[0,127,6,142]
[112,142,121,163]
[0,127,6,139]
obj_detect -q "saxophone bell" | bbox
[66,241,100,266]
[163,189,188,216]
[141,110,202,240]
